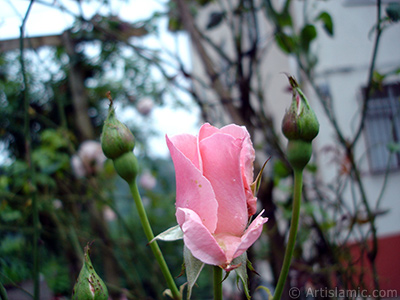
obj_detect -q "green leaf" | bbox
[316,11,334,36]
[305,162,317,173]
[300,24,317,53]
[302,202,316,215]
[184,246,205,299]
[233,252,250,300]
[41,129,69,150]
[277,10,293,28]
[386,3,400,22]
[273,159,291,179]
[149,225,183,244]
[387,142,400,153]
[207,12,225,30]
[275,32,296,54]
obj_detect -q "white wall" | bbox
[190,0,400,238]
[294,0,400,237]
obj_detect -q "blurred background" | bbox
[0,0,400,299]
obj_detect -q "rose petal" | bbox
[198,123,219,142]
[177,208,227,266]
[221,125,256,216]
[167,135,218,232]
[200,133,248,236]
[213,233,242,265]
[232,210,268,259]
[168,134,201,170]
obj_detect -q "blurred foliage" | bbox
[0,2,196,299]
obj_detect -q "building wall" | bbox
[294,0,400,238]
[190,0,400,290]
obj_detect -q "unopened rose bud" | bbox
[282,76,319,171]
[72,244,108,300]
[101,92,139,183]
[282,76,319,142]
[101,105,135,160]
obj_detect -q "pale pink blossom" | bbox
[137,97,154,116]
[139,170,157,190]
[71,140,106,178]
[166,123,267,269]
[103,206,117,222]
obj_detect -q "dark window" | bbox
[364,83,400,174]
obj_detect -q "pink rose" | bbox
[166,123,268,269]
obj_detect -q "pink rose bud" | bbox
[166,123,268,269]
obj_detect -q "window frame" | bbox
[363,82,400,174]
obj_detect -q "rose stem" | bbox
[128,181,181,300]
[213,266,223,300]
[273,169,303,300]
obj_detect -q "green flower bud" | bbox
[101,105,135,160]
[113,152,139,183]
[286,140,312,171]
[282,76,319,142]
[72,244,108,300]
[282,76,319,171]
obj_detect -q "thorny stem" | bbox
[273,170,303,300]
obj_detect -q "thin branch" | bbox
[351,0,383,146]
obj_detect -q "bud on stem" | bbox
[282,76,319,171]
[101,92,138,182]
[72,244,108,300]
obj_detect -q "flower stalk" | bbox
[128,181,181,300]
[274,76,319,300]
[101,93,181,300]
[273,169,302,300]
[213,266,223,300]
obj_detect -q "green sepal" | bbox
[246,258,260,276]
[183,246,205,299]
[233,252,251,300]
[286,140,312,171]
[163,285,186,300]
[72,243,108,300]
[113,152,139,183]
[149,225,183,244]
[256,286,273,300]
[250,158,271,196]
